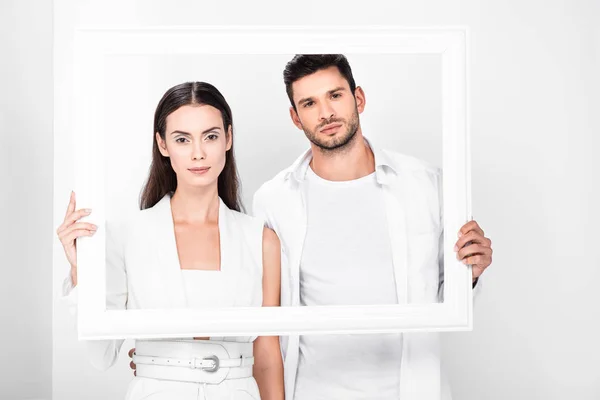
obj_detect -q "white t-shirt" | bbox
[294,166,403,400]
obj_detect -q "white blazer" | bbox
[63,193,265,371]
[252,136,481,400]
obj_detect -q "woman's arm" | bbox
[58,193,127,371]
[253,227,284,400]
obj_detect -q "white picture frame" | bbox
[70,26,472,340]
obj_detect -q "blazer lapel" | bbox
[218,198,242,307]
[153,194,187,308]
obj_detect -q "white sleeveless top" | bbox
[181,270,229,308]
[137,194,264,343]
[181,269,257,342]
[173,194,264,343]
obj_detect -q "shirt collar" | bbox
[284,135,398,185]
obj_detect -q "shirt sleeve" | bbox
[59,219,127,371]
[252,185,273,230]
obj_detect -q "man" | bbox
[252,54,493,400]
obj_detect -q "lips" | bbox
[188,167,210,174]
[320,123,343,133]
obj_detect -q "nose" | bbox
[318,101,335,122]
[191,141,206,161]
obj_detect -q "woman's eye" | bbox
[175,137,188,143]
[207,134,218,140]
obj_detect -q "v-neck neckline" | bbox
[165,193,225,273]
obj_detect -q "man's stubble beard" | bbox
[302,107,360,155]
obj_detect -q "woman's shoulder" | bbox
[224,205,277,245]
[226,207,264,229]
[106,197,168,237]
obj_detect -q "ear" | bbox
[289,106,303,130]
[225,125,233,151]
[354,86,366,114]
[156,132,169,157]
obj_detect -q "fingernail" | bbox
[84,209,92,213]
[453,245,458,252]
[458,231,463,237]
[91,226,97,231]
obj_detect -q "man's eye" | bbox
[303,101,314,108]
[332,93,341,98]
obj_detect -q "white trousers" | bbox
[125,376,261,400]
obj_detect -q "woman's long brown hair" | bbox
[139,82,243,212]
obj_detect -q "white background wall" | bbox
[0,1,53,399]
[1,0,598,399]
[99,52,441,225]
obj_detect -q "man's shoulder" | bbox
[382,149,441,177]
[253,167,293,202]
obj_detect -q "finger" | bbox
[458,220,484,238]
[471,256,492,275]
[58,222,97,240]
[129,361,136,370]
[60,229,96,246]
[58,209,93,235]
[462,254,492,267]
[454,231,489,251]
[128,348,135,358]
[61,222,97,235]
[457,243,492,261]
[472,252,493,269]
[63,191,76,221]
[58,209,93,234]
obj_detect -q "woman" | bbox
[56,82,284,400]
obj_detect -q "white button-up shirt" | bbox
[253,136,480,400]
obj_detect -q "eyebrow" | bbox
[169,126,222,136]
[297,87,346,106]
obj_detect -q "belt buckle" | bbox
[199,355,219,373]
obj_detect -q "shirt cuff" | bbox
[61,274,79,317]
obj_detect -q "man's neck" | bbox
[310,131,375,182]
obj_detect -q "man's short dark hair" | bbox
[283,54,357,110]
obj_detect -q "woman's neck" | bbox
[170,184,220,224]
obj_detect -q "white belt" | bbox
[133,339,254,384]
